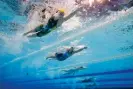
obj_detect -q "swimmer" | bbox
[46,45,87,61]
[62,66,86,75]
[23,6,83,37]
[80,77,96,83]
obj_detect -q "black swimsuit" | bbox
[55,51,72,61]
[47,16,58,29]
[37,16,58,37]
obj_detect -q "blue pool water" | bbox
[0,0,133,89]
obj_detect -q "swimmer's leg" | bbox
[23,30,36,36]
[27,33,38,38]
[26,29,50,38]
[23,24,44,36]
[46,52,57,60]
[46,55,56,60]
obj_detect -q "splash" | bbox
[0,7,131,68]
[0,0,133,68]
[0,32,29,54]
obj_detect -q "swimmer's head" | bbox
[68,47,74,53]
[58,9,65,17]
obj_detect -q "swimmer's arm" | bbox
[73,46,87,54]
[63,7,82,21]
[46,53,56,60]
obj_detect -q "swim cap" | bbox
[58,9,65,14]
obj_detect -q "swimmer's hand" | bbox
[83,46,88,49]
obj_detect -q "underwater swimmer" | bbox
[23,6,83,37]
[62,66,86,75]
[46,45,87,61]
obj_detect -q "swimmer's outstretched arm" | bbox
[73,46,87,54]
[46,54,56,60]
[64,6,82,21]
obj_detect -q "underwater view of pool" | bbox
[0,0,133,89]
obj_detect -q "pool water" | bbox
[0,0,133,89]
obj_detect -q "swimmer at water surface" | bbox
[23,6,83,37]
